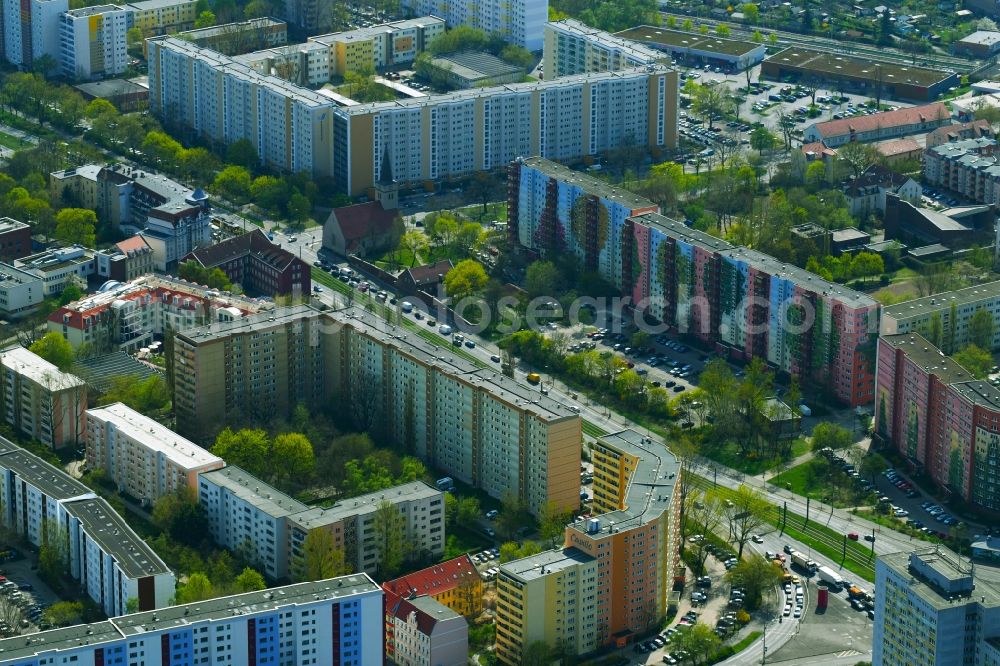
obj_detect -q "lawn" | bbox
[700,437,810,476]
[0,130,30,151]
[769,458,875,508]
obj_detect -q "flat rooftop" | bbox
[0,217,28,233]
[568,429,680,536]
[764,47,954,88]
[883,279,1000,320]
[616,25,763,57]
[0,346,85,389]
[178,17,284,40]
[500,547,595,582]
[178,304,581,422]
[87,403,222,471]
[879,548,1000,611]
[430,51,523,80]
[521,157,658,211]
[115,574,378,634]
[0,448,92,500]
[65,497,171,578]
[126,0,194,10]
[64,5,123,17]
[200,465,307,517]
[638,213,733,253]
[549,19,662,62]
[0,575,380,660]
[310,15,444,44]
[0,621,122,662]
[879,333,984,386]
[289,482,441,530]
[75,78,149,99]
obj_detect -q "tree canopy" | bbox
[29,332,75,371]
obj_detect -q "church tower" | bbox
[374,143,398,212]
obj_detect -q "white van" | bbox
[400,301,413,313]
[439,324,452,336]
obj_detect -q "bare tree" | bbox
[724,485,771,558]
[686,488,725,574]
[0,595,24,636]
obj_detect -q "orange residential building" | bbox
[497,429,682,663]
[382,555,483,618]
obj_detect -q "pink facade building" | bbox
[876,333,1000,513]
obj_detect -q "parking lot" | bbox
[0,554,60,635]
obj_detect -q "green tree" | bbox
[271,432,316,482]
[38,518,68,585]
[497,492,532,541]
[953,344,992,379]
[142,131,184,170]
[836,141,880,181]
[968,308,995,351]
[287,190,311,223]
[927,311,943,348]
[674,622,723,662]
[213,165,252,202]
[101,375,171,417]
[861,454,888,482]
[499,540,542,563]
[726,555,783,609]
[716,23,731,36]
[805,161,827,190]
[43,601,83,627]
[851,252,885,284]
[29,332,75,371]
[343,455,395,497]
[211,428,270,477]
[443,259,488,301]
[250,175,289,214]
[725,484,770,558]
[750,126,777,154]
[194,10,215,27]
[226,139,259,169]
[538,501,572,547]
[742,3,760,22]
[234,567,266,592]
[54,207,97,247]
[152,488,208,548]
[398,230,429,267]
[692,84,735,129]
[810,421,853,451]
[294,528,351,582]
[176,572,214,603]
[373,500,409,579]
[524,260,564,300]
[178,261,233,291]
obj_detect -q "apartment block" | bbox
[495,548,599,664]
[176,17,287,55]
[49,273,274,352]
[0,574,383,666]
[174,305,582,515]
[880,280,1000,352]
[0,218,31,262]
[2,0,67,67]
[875,333,1000,512]
[0,436,175,616]
[234,40,331,86]
[14,245,96,298]
[335,65,678,196]
[182,228,311,298]
[923,137,1000,205]
[382,555,483,618]
[385,594,468,666]
[497,429,682,661]
[402,0,547,50]
[543,19,664,79]
[59,5,130,80]
[287,482,445,579]
[874,547,1000,666]
[308,16,445,76]
[0,263,45,319]
[199,465,445,580]
[125,0,197,35]
[85,402,224,504]
[94,235,155,282]
[147,36,336,178]
[509,158,881,405]
[0,346,87,449]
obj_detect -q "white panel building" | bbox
[58,4,130,80]
[402,0,547,50]
[2,0,68,67]
[0,574,383,666]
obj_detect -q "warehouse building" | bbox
[761,47,959,101]
[615,25,766,72]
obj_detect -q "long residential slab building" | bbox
[0,346,87,449]
[0,574,383,666]
[85,402,224,504]
[146,34,678,196]
[198,465,445,581]
[0,435,174,617]
[174,304,582,516]
[509,157,880,406]
[496,429,682,663]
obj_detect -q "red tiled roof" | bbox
[927,119,992,144]
[801,141,837,157]
[812,102,949,139]
[116,235,151,255]
[330,201,398,250]
[404,260,454,287]
[876,137,922,157]
[184,229,301,272]
[382,554,477,599]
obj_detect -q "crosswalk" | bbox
[835,649,862,658]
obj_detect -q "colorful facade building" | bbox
[59,5,130,80]
[875,333,1000,513]
[382,555,483,618]
[497,429,682,662]
[509,157,881,405]
[880,280,1000,352]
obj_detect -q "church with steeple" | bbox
[322,145,403,257]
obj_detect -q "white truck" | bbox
[817,565,845,589]
[790,550,818,573]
